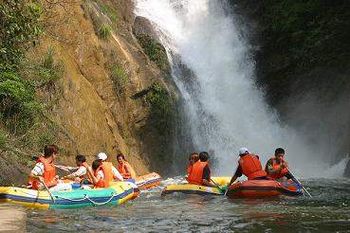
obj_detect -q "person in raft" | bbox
[61,154,90,183]
[228,147,267,186]
[186,152,199,179]
[265,148,293,181]
[28,145,71,191]
[116,153,137,180]
[86,152,124,188]
[187,151,216,187]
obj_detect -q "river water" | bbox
[20,178,350,232]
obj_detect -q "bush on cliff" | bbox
[136,34,170,72]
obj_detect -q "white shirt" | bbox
[69,166,87,177]
[31,162,44,176]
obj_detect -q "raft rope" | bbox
[55,192,118,206]
[12,188,121,206]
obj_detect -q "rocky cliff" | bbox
[0,0,178,184]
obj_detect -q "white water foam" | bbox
[134,0,342,177]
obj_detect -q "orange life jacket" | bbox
[187,161,209,185]
[266,158,289,179]
[238,154,267,180]
[100,161,114,187]
[118,162,131,179]
[30,157,57,190]
[94,167,107,188]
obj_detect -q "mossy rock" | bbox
[136,34,170,72]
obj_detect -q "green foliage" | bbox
[96,0,118,23]
[111,65,128,93]
[146,83,174,135]
[0,0,42,71]
[0,72,40,133]
[34,47,64,87]
[136,34,170,72]
[98,24,112,39]
[261,0,350,70]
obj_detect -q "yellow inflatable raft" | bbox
[161,177,230,196]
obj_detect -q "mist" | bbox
[134,0,346,177]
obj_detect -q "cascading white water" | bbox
[134,0,335,177]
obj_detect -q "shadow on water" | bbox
[21,178,350,232]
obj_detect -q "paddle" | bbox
[55,164,78,172]
[39,179,56,203]
[210,178,227,194]
[288,171,312,198]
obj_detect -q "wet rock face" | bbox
[344,160,350,178]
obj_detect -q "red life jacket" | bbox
[187,161,208,185]
[266,158,289,179]
[30,157,57,190]
[238,154,267,180]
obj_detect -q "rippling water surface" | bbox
[22,178,350,232]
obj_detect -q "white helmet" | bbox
[96,152,108,161]
[238,147,249,155]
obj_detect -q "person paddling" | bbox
[29,145,59,190]
[265,148,293,180]
[228,147,267,186]
[62,155,90,183]
[187,151,216,187]
[116,153,136,179]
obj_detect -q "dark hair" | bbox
[76,154,86,163]
[44,145,59,158]
[116,153,126,161]
[92,159,102,171]
[199,151,209,162]
[189,152,199,162]
[275,148,285,155]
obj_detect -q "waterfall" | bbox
[134,0,336,177]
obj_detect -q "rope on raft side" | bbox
[55,192,117,206]
[11,188,119,206]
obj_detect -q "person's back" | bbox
[239,153,267,180]
[100,161,114,186]
[187,152,215,187]
[229,147,267,186]
[187,160,208,185]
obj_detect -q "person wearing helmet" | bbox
[265,148,292,180]
[228,147,267,186]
